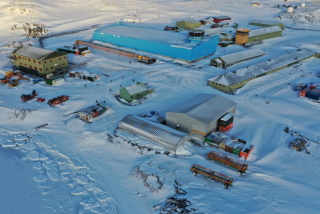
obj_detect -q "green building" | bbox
[176,19,201,29]
[119,82,149,102]
[250,20,285,30]
[246,26,282,44]
[208,49,319,93]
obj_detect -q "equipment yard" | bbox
[0,0,320,214]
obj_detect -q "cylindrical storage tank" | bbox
[287,7,293,13]
[301,3,305,7]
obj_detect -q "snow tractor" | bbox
[21,90,37,101]
[135,55,157,65]
[48,95,69,106]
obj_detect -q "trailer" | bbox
[79,103,111,122]
[207,151,248,175]
[48,95,69,106]
[190,164,233,188]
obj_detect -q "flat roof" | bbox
[212,16,231,20]
[249,26,282,37]
[218,48,266,65]
[209,49,317,86]
[125,83,148,95]
[167,94,236,125]
[95,25,213,48]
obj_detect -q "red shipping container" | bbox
[240,145,254,160]
[92,111,98,118]
[69,72,73,77]
[299,89,308,97]
[76,51,79,55]
[225,145,233,153]
[220,122,233,133]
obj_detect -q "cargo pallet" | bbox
[190,164,233,188]
[207,151,248,175]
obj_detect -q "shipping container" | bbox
[240,145,254,160]
[52,77,65,86]
[220,122,233,133]
[207,151,248,174]
[232,143,245,157]
[219,138,228,151]
[225,139,236,153]
[305,90,320,101]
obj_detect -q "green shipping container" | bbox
[46,79,53,85]
[205,138,213,143]
[232,143,245,157]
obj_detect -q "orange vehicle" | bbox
[190,164,233,188]
[207,151,248,175]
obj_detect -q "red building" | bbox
[212,16,231,23]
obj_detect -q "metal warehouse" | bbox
[92,25,219,62]
[12,45,68,77]
[119,115,190,153]
[211,48,266,69]
[166,94,237,140]
[235,26,282,45]
[250,20,284,30]
[208,49,319,93]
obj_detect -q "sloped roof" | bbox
[209,48,317,86]
[219,48,266,64]
[125,83,148,95]
[249,26,282,37]
[251,20,282,26]
[167,94,236,125]
[13,45,66,60]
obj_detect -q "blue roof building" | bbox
[92,25,219,62]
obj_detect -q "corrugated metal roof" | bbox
[219,48,266,65]
[249,26,282,37]
[167,94,236,125]
[13,45,66,60]
[209,49,317,86]
[251,20,282,26]
[125,83,148,95]
[119,115,190,152]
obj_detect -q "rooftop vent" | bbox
[188,29,205,43]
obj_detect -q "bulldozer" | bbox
[135,55,157,65]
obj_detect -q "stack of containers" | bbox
[219,113,234,133]
[205,134,224,148]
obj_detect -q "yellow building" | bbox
[235,28,250,45]
[12,46,68,77]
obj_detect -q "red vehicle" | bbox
[21,90,37,101]
[48,95,69,106]
[37,97,46,102]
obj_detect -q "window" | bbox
[50,60,52,62]
[34,67,37,70]
[18,56,21,59]
[59,58,61,60]
[51,67,53,69]
[33,60,36,63]
[14,55,16,58]
[131,96,133,98]
[20,63,22,65]
[40,68,42,71]
[64,56,66,59]
[38,61,41,65]
[45,61,47,64]
[46,68,48,71]
[29,65,32,68]
[219,84,221,86]
[28,59,31,62]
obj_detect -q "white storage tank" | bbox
[287,7,294,13]
[301,3,305,7]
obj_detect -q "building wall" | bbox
[176,21,201,29]
[119,88,149,102]
[166,107,236,140]
[235,33,248,45]
[250,22,285,30]
[93,31,219,62]
[13,53,68,76]
[247,30,282,43]
[209,54,317,93]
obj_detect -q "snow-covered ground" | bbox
[1,0,320,213]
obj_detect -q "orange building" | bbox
[235,28,250,45]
